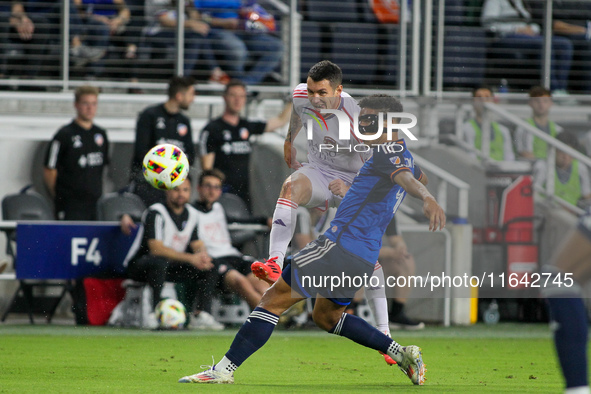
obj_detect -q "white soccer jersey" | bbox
[293,83,371,175]
[150,203,199,253]
[196,202,241,259]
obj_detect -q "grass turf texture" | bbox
[0,323,563,393]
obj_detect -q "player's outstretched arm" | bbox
[394,171,446,231]
[265,102,292,133]
[284,109,302,169]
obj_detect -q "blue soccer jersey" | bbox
[324,139,422,264]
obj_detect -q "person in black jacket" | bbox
[44,85,109,220]
[130,76,197,207]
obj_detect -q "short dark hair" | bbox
[308,60,342,88]
[529,85,551,98]
[167,76,195,99]
[224,79,247,95]
[199,169,226,186]
[358,94,403,113]
[472,85,493,97]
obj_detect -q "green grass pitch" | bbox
[0,323,566,393]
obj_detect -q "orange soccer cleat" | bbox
[251,257,282,284]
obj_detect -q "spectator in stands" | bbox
[515,86,563,160]
[462,86,515,161]
[380,217,425,331]
[1,1,105,76]
[192,169,269,307]
[73,0,131,77]
[193,0,283,84]
[481,0,573,94]
[43,85,109,221]
[199,79,291,210]
[142,0,229,82]
[130,76,197,208]
[534,131,591,207]
[531,0,591,94]
[126,176,223,330]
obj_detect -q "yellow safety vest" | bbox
[528,118,558,159]
[555,160,582,206]
[470,119,506,161]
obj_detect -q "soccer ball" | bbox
[155,299,187,329]
[142,143,189,190]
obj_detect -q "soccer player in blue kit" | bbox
[179,94,446,385]
[544,211,591,394]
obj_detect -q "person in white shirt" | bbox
[193,169,269,308]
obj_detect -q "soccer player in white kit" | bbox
[251,60,394,363]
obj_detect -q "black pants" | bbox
[126,254,218,312]
[55,197,98,221]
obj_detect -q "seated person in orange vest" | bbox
[515,86,563,160]
[534,131,591,206]
[462,86,515,161]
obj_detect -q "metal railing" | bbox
[413,152,471,221]
[1,1,589,96]
[482,101,591,212]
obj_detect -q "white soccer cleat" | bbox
[397,345,426,385]
[178,365,234,384]
[189,311,224,331]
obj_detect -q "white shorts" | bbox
[293,163,355,210]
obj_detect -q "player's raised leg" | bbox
[252,172,313,283]
[178,277,305,383]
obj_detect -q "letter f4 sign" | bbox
[71,237,102,266]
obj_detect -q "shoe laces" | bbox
[199,356,216,372]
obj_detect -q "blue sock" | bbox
[225,307,279,367]
[329,313,393,354]
[547,297,589,388]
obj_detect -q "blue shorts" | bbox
[281,235,374,305]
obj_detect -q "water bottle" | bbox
[483,300,500,324]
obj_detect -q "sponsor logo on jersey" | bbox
[240,127,250,140]
[94,133,104,147]
[72,135,82,148]
[177,123,188,136]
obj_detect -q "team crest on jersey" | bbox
[94,133,104,147]
[177,123,188,136]
[240,127,250,140]
[223,130,232,141]
[323,136,337,146]
[72,135,82,148]
[389,156,401,165]
[156,117,166,129]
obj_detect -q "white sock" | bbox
[565,387,591,394]
[215,356,237,374]
[365,263,389,335]
[268,198,298,268]
[386,340,404,363]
